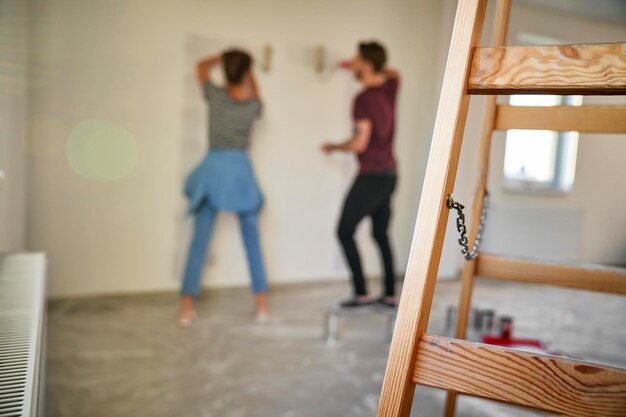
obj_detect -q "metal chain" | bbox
[446,191,490,261]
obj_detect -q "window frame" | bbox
[502,95,581,196]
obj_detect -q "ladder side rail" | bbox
[444,1,511,416]
[376,0,488,415]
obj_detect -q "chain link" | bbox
[446,191,490,261]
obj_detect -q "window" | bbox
[503,95,582,193]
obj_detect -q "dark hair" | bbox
[358,41,387,73]
[222,49,252,85]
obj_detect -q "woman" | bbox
[179,49,269,327]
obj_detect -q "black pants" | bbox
[337,172,397,297]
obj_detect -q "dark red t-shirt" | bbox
[352,77,399,174]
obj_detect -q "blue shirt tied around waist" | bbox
[180,81,268,297]
[184,150,263,215]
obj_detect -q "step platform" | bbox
[323,301,397,346]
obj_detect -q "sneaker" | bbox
[376,296,397,308]
[339,297,373,308]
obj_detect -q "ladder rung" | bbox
[476,254,626,295]
[468,43,626,95]
[413,334,626,417]
[494,105,626,133]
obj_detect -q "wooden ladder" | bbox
[376,1,626,416]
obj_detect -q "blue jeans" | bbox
[181,203,269,296]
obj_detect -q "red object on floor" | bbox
[480,335,547,350]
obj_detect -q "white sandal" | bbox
[255,310,271,323]
[178,310,197,328]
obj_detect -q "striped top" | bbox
[204,81,263,150]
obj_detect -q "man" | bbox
[322,41,400,308]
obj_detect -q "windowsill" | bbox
[503,181,572,197]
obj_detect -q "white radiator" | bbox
[0,253,47,417]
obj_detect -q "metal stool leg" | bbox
[324,308,340,347]
[386,314,396,342]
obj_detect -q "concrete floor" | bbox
[45,279,626,417]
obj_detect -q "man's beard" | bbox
[354,69,363,81]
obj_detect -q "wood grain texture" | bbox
[414,335,626,417]
[444,2,511,416]
[468,43,626,95]
[376,1,488,416]
[494,105,626,133]
[476,253,626,295]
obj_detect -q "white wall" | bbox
[0,0,29,252]
[438,0,626,277]
[27,0,443,297]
